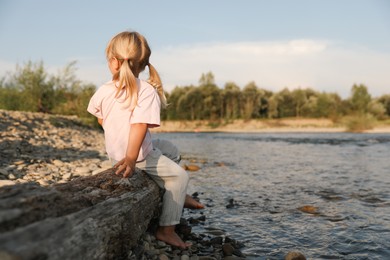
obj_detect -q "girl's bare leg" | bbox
[184,194,204,209]
[155,226,191,249]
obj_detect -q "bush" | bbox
[344,114,376,132]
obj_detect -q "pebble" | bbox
[285,251,306,260]
[184,164,201,171]
[52,159,64,166]
[7,173,17,180]
[75,167,91,175]
[298,205,318,214]
[62,172,72,180]
[0,168,8,176]
[159,254,169,260]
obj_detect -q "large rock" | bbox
[0,168,163,260]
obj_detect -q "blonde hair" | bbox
[105,31,167,110]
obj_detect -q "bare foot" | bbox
[184,194,205,209]
[155,226,191,249]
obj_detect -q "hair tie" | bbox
[124,58,128,61]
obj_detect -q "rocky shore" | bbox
[0,110,110,186]
[0,110,247,259]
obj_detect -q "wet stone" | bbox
[222,243,234,256]
[156,241,167,248]
[159,254,169,260]
[184,164,200,172]
[210,237,223,245]
[285,251,306,260]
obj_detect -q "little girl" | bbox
[87,31,202,249]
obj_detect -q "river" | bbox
[154,132,390,259]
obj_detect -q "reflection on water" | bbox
[154,132,390,259]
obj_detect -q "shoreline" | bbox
[152,118,390,134]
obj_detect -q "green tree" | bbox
[222,82,241,120]
[241,82,260,119]
[291,88,308,117]
[345,84,375,132]
[267,94,278,118]
[313,92,342,118]
[199,71,215,86]
[258,89,273,118]
[288,88,318,117]
[9,61,55,112]
[167,86,192,120]
[273,88,295,118]
[349,84,371,114]
[368,99,386,119]
[177,86,203,120]
[50,61,96,117]
[377,94,390,117]
[199,73,222,120]
[301,95,318,117]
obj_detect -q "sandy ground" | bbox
[151,118,390,133]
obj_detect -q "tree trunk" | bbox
[0,168,163,260]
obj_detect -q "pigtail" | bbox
[117,59,138,110]
[147,63,167,108]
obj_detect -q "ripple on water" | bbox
[157,132,390,259]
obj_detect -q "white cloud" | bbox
[150,39,390,98]
[1,39,389,98]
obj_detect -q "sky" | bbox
[0,0,389,98]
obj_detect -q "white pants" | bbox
[112,139,189,226]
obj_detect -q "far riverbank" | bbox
[151,118,390,133]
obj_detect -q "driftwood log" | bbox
[0,168,163,260]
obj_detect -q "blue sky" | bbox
[0,0,389,98]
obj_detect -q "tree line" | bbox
[1,62,389,127]
[162,72,390,122]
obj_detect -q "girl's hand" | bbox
[115,123,147,178]
[114,158,136,178]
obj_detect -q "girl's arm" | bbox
[114,123,148,178]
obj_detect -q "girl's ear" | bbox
[112,57,121,70]
[108,57,121,75]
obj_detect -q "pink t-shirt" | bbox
[87,79,160,162]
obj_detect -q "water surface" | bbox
[154,132,390,259]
